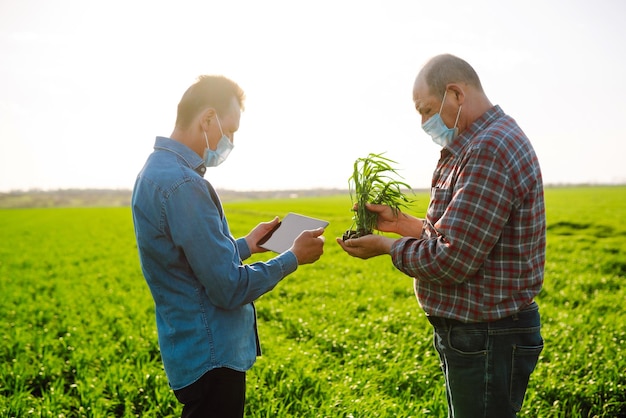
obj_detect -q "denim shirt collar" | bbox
[154,136,207,177]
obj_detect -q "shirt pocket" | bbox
[428,187,453,222]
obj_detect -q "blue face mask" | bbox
[203,115,234,167]
[422,90,462,147]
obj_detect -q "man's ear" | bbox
[199,108,217,131]
[446,83,465,106]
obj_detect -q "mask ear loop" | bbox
[438,90,448,114]
[440,89,462,130]
[204,113,225,150]
[215,115,225,137]
[453,105,462,129]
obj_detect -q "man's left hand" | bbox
[336,234,395,260]
[245,216,280,254]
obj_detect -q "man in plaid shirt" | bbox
[338,54,545,417]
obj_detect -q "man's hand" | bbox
[366,203,423,237]
[290,228,325,265]
[365,203,402,233]
[335,234,395,259]
[245,216,280,254]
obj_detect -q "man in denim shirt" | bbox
[338,54,544,417]
[132,75,325,418]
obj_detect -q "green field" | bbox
[1,186,625,417]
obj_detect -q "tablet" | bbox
[258,212,329,253]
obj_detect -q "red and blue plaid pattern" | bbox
[391,106,545,322]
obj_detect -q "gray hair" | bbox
[419,54,484,97]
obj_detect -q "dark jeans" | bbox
[427,302,543,418]
[174,368,246,418]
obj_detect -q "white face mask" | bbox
[203,115,234,167]
[422,90,462,147]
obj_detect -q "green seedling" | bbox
[343,153,413,240]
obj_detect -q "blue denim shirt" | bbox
[131,136,298,390]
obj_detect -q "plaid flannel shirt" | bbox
[391,106,545,322]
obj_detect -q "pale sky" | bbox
[1,0,625,192]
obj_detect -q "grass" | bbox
[0,186,625,417]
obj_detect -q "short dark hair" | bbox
[420,54,484,97]
[175,75,245,129]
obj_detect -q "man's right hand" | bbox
[366,203,422,237]
[290,227,325,265]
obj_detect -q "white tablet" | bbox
[258,212,329,253]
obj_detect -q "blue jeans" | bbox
[427,302,543,418]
